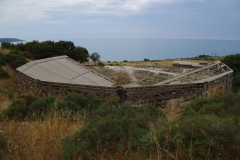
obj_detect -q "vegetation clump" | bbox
[1,40,90,63]
[59,93,240,160]
[221,53,240,92]
[3,50,28,70]
[61,103,166,159]
[0,135,7,160]
[0,68,10,79]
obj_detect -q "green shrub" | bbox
[198,103,223,116]
[86,93,102,111]
[3,50,28,69]
[0,53,6,66]
[3,50,22,62]
[62,93,102,112]
[0,58,6,66]
[98,62,105,67]
[1,100,28,119]
[59,92,240,159]
[28,96,55,117]
[61,103,165,159]
[233,74,240,92]
[0,67,10,78]
[1,94,38,120]
[180,105,198,118]
[9,58,28,70]
[22,51,34,60]
[187,97,213,112]
[174,115,239,159]
[57,100,80,112]
[103,96,120,107]
[64,93,88,109]
[0,136,7,160]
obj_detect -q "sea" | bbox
[11,38,240,62]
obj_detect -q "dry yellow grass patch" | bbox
[0,112,84,160]
[0,98,12,112]
[0,48,10,55]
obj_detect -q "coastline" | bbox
[0,38,25,43]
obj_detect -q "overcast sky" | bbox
[1,0,240,40]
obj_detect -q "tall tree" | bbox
[72,47,89,63]
[90,52,101,65]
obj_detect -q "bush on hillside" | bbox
[0,136,7,159]
[3,50,28,69]
[63,93,88,109]
[61,103,166,159]
[28,96,55,118]
[0,58,6,66]
[1,100,28,120]
[102,96,120,107]
[1,94,38,120]
[187,98,213,112]
[9,59,28,70]
[233,74,240,93]
[0,53,6,66]
[98,62,105,67]
[57,100,80,112]
[22,51,35,60]
[158,115,240,159]
[61,92,102,112]
[0,67,10,79]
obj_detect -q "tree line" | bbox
[1,41,100,63]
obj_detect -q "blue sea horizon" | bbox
[12,38,240,62]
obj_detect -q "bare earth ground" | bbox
[95,66,179,87]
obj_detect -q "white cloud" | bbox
[0,0,175,23]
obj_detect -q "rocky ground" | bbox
[91,66,181,87]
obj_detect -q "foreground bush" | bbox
[1,93,102,120]
[28,96,56,119]
[1,94,38,120]
[57,93,102,112]
[61,103,166,159]
[61,93,240,160]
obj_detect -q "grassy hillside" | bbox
[0,93,239,160]
[0,47,239,159]
[0,49,18,112]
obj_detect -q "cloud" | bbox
[0,0,176,23]
[1,0,239,40]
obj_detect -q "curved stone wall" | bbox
[16,62,233,107]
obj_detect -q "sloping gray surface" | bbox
[17,56,115,87]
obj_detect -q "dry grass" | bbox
[0,48,10,55]
[100,58,220,67]
[0,98,12,112]
[0,111,84,160]
[162,98,191,121]
[0,65,18,93]
[90,66,131,85]
[103,60,174,67]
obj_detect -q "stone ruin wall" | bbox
[16,63,233,107]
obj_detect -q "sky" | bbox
[0,0,240,40]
